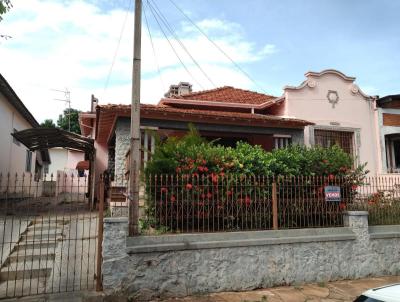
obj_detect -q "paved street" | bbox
[150,275,400,302]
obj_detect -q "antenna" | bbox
[52,88,71,132]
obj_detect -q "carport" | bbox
[11,128,96,207]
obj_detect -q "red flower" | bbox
[176,167,182,173]
[203,167,209,173]
[211,174,218,184]
[186,183,193,190]
[351,185,358,190]
[245,196,251,206]
[202,159,207,165]
[227,190,233,197]
[161,187,168,193]
[207,192,213,199]
[328,174,335,181]
[339,202,346,210]
[219,172,225,177]
[198,166,204,172]
[170,195,176,202]
[201,193,206,199]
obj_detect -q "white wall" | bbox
[283,70,378,175]
[0,92,37,176]
[47,148,85,177]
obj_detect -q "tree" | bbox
[40,119,57,128]
[57,108,81,134]
[0,0,12,21]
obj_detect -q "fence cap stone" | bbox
[344,211,369,216]
[104,217,128,224]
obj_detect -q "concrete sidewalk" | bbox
[152,275,400,302]
[2,275,400,301]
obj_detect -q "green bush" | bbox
[141,127,368,233]
[144,126,364,178]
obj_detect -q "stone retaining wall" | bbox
[102,212,400,301]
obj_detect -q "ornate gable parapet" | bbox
[283,69,375,101]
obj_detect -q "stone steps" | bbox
[14,240,58,252]
[0,259,53,281]
[0,277,47,297]
[6,250,55,264]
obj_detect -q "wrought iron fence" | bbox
[348,176,400,225]
[0,172,101,299]
[143,174,359,234]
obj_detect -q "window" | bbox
[12,128,20,146]
[274,135,291,149]
[25,150,32,172]
[314,129,354,155]
[385,135,400,173]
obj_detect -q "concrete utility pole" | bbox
[129,0,142,236]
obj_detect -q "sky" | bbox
[1,0,400,123]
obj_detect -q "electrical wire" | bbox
[167,0,268,94]
[144,1,205,89]
[102,0,133,99]
[147,0,217,88]
[143,2,165,92]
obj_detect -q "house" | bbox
[375,94,400,174]
[264,69,378,175]
[0,74,50,176]
[93,84,313,183]
[47,148,85,177]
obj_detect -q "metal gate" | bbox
[0,172,101,298]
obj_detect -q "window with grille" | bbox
[274,135,292,149]
[314,129,354,155]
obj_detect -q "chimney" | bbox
[91,94,98,112]
[164,82,192,97]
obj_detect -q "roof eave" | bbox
[0,74,39,128]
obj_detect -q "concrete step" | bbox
[0,259,53,281]
[0,276,46,297]
[6,250,55,264]
[14,241,58,252]
[22,232,63,241]
[27,224,63,231]
[32,219,69,225]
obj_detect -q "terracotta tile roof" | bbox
[171,86,277,105]
[95,104,313,144]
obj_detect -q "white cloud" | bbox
[0,0,277,122]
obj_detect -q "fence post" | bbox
[96,176,105,291]
[272,181,278,230]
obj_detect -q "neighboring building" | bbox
[0,74,50,175]
[47,148,85,177]
[94,85,313,181]
[79,95,109,183]
[375,94,400,174]
[265,69,378,175]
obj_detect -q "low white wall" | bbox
[102,212,400,301]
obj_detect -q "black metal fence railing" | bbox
[140,174,400,234]
[0,172,100,299]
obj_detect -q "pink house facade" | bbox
[266,69,379,175]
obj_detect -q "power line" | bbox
[147,0,217,88]
[102,0,133,99]
[167,0,268,94]
[143,1,165,92]
[144,1,204,89]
